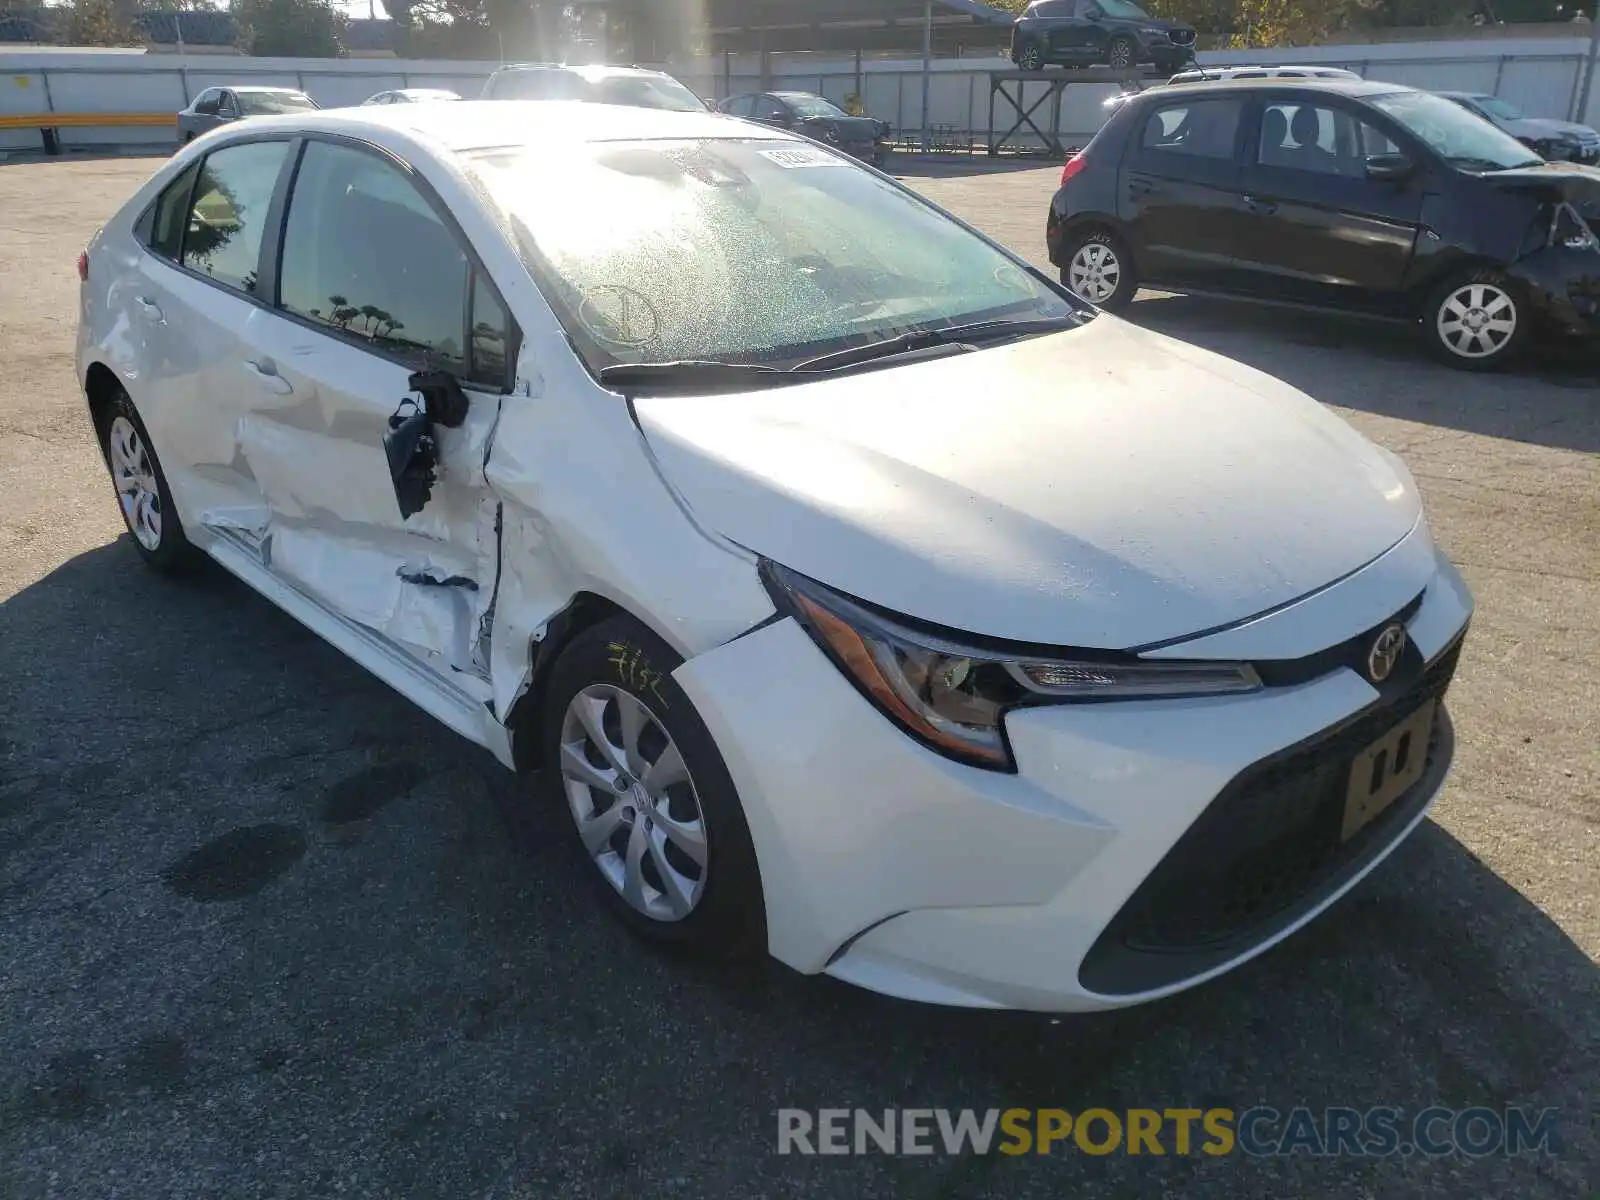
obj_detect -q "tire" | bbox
[1016,39,1046,72]
[540,616,766,959]
[1107,36,1137,70]
[98,388,199,573]
[1059,227,1138,312]
[1421,269,1530,370]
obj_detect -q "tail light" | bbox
[76,249,89,282]
[1060,153,1089,187]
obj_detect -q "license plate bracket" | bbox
[1342,699,1437,842]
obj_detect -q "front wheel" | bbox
[1016,40,1046,72]
[1107,36,1137,70]
[1060,227,1138,311]
[540,616,766,959]
[1422,271,1529,370]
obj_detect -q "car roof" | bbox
[228,100,775,155]
[230,86,308,95]
[1436,90,1488,100]
[1143,77,1411,100]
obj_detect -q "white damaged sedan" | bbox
[77,102,1472,1011]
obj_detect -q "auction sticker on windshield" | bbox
[759,146,851,169]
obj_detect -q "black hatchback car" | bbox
[1010,0,1196,74]
[1047,78,1600,368]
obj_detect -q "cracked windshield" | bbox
[471,138,1077,370]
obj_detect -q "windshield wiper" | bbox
[598,360,805,396]
[795,316,1082,373]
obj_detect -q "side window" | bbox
[146,162,198,261]
[278,140,509,387]
[193,89,220,115]
[1140,99,1243,160]
[1070,0,1096,17]
[754,95,787,121]
[1258,102,1363,177]
[218,92,239,118]
[181,140,289,294]
[728,95,756,117]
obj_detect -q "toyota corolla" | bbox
[76,102,1472,1011]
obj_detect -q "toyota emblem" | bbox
[1367,624,1407,684]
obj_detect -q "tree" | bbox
[234,0,347,57]
[63,0,133,46]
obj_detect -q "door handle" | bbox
[1128,176,1156,197]
[1243,194,1279,216]
[135,296,165,323]
[243,359,293,395]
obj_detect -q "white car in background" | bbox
[76,102,1472,1012]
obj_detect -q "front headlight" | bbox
[762,562,1262,771]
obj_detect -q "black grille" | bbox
[1169,29,1196,44]
[1079,640,1461,996]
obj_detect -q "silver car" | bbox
[176,87,319,143]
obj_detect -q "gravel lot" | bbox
[1,154,1595,1200]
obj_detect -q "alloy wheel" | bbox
[1108,39,1134,69]
[559,684,709,922]
[1435,283,1517,360]
[107,415,163,550]
[1068,241,1122,304]
[1020,43,1044,71]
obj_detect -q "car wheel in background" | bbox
[1017,40,1046,71]
[1423,269,1529,370]
[1107,36,1137,70]
[1061,227,1137,311]
[540,616,766,959]
[98,389,198,572]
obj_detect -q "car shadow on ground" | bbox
[1123,294,1600,455]
[3,539,1595,1195]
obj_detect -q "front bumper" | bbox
[673,533,1473,1012]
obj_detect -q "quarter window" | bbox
[1140,99,1243,160]
[277,140,510,388]
[181,140,289,295]
[145,162,198,261]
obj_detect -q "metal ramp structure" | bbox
[987,67,1157,156]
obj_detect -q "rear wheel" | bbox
[98,389,198,573]
[1060,227,1138,311]
[1423,270,1529,370]
[1107,36,1137,70]
[1016,39,1046,71]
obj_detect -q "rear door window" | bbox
[181,140,291,295]
[1140,99,1244,160]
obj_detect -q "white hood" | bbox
[635,317,1421,650]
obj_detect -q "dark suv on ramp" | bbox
[1010,0,1196,74]
[1046,78,1600,369]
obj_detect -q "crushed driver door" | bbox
[225,137,516,681]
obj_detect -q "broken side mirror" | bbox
[383,369,472,519]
